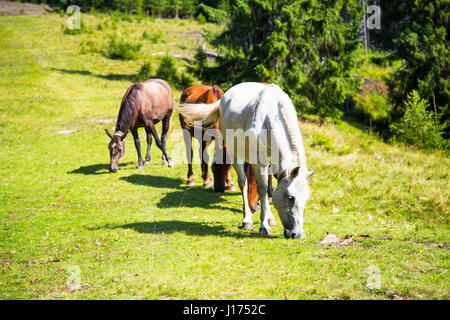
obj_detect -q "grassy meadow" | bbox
[0,12,448,299]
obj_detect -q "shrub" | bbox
[122,14,133,22]
[106,36,142,60]
[63,20,90,35]
[196,13,206,24]
[179,72,195,89]
[311,133,336,152]
[80,40,100,55]
[155,55,179,86]
[136,61,153,82]
[142,30,163,44]
[151,55,194,90]
[390,91,446,150]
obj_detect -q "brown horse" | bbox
[105,79,174,172]
[179,85,235,192]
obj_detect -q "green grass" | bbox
[0,13,449,300]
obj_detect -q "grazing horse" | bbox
[176,82,314,239]
[105,79,174,172]
[179,85,235,192]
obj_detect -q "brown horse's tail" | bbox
[175,99,221,129]
[245,163,259,212]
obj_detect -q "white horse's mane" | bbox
[267,85,308,171]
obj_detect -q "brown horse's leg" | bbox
[144,127,152,166]
[147,119,173,167]
[201,140,213,188]
[225,164,236,191]
[131,128,144,170]
[182,128,195,185]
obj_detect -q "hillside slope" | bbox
[0,13,448,299]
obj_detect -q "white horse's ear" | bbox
[306,169,315,180]
[289,166,301,181]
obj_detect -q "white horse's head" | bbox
[272,166,314,239]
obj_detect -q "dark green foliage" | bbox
[391,91,447,150]
[19,0,223,18]
[106,35,142,60]
[387,0,449,139]
[198,1,230,24]
[196,13,206,24]
[136,61,154,82]
[196,0,363,118]
[155,55,179,86]
[154,55,194,89]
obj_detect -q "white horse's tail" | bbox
[175,100,221,129]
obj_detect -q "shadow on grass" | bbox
[68,162,133,175]
[120,174,183,189]
[52,68,136,82]
[121,174,241,213]
[114,220,269,239]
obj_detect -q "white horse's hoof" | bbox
[259,227,272,236]
[240,222,254,231]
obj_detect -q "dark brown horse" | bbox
[105,79,174,172]
[179,85,235,192]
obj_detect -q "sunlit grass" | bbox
[0,13,448,300]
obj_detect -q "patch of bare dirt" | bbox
[360,77,388,96]
[0,1,55,16]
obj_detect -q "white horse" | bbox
[176,82,314,238]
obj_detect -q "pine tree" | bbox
[202,0,363,118]
[388,0,449,138]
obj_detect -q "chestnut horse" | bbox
[105,79,174,172]
[179,85,235,192]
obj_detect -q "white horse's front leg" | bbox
[253,165,274,236]
[233,162,253,230]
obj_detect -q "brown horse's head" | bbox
[105,129,125,173]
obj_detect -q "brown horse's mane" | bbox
[115,83,142,134]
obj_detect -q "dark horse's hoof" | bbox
[144,161,151,166]
[136,165,144,170]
